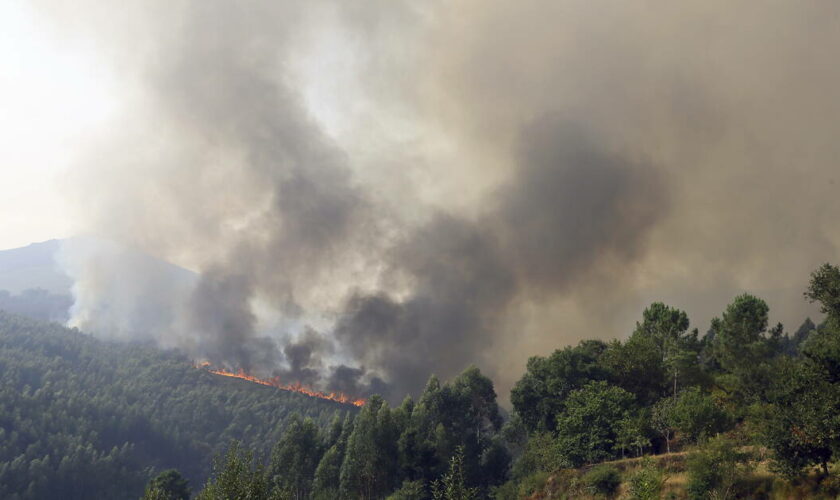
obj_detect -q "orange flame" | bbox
[196,364,365,407]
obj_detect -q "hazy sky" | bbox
[0,0,118,250]
[3,0,839,400]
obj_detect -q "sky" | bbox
[0,0,118,250]
[2,0,839,402]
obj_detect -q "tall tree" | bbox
[632,302,695,398]
[339,396,399,499]
[313,414,353,500]
[709,294,780,403]
[554,381,636,466]
[141,470,191,500]
[267,414,324,500]
[195,442,268,500]
[432,447,477,500]
[511,340,608,432]
[805,263,840,331]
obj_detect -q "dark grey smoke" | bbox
[51,1,377,388]
[494,116,666,291]
[332,119,664,398]
[35,0,840,402]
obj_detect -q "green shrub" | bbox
[670,387,732,443]
[490,480,518,500]
[686,436,752,500]
[387,480,426,500]
[517,471,550,498]
[627,457,665,500]
[583,465,621,497]
[510,432,569,480]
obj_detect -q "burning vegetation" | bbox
[195,362,365,407]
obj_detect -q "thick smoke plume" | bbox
[35,0,840,401]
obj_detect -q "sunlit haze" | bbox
[0,0,117,249]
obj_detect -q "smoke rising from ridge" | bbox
[34,0,840,401]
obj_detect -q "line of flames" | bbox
[195,362,365,407]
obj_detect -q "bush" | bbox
[490,480,518,500]
[583,465,622,497]
[510,432,569,479]
[517,471,550,498]
[686,436,752,500]
[387,480,426,500]
[627,457,665,500]
[671,387,732,443]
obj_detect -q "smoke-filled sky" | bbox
[3,0,840,402]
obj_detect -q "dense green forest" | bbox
[0,312,356,499]
[0,288,71,323]
[4,263,840,499]
[160,263,840,500]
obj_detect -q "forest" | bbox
[3,263,840,499]
[0,312,355,499]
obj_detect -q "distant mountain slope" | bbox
[0,311,356,500]
[0,240,72,295]
[0,238,198,325]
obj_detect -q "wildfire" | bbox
[196,364,365,407]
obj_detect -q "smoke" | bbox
[33,0,840,401]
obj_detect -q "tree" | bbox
[786,318,817,354]
[141,470,190,500]
[267,414,323,500]
[431,447,477,500]
[554,381,636,466]
[600,336,667,407]
[805,263,840,330]
[616,409,652,458]
[615,303,704,401]
[686,436,753,500]
[759,357,839,477]
[195,442,268,500]
[651,397,675,454]
[709,294,779,402]
[669,387,731,443]
[340,396,400,499]
[511,340,608,432]
[405,367,507,489]
[710,294,770,371]
[313,414,353,500]
[634,302,690,362]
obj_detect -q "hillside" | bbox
[0,311,356,500]
[0,237,199,325]
[0,240,71,295]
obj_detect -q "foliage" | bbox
[194,442,268,500]
[0,311,355,499]
[708,294,781,403]
[387,480,426,500]
[555,381,636,466]
[0,288,71,323]
[600,335,666,408]
[669,387,731,443]
[582,464,621,497]
[513,471,551,499]
[432,447,477,500]
[510,340,608,433]
[267,414,323,500]
[11,262,840,499]
[627,457,665,500]
[510,431,568,479]
[685,436,753,500]
[651,397,676,454]
[759,356,839,477]
[805,263,840,330]
[340,395,400,499]
[141,469,191,500]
